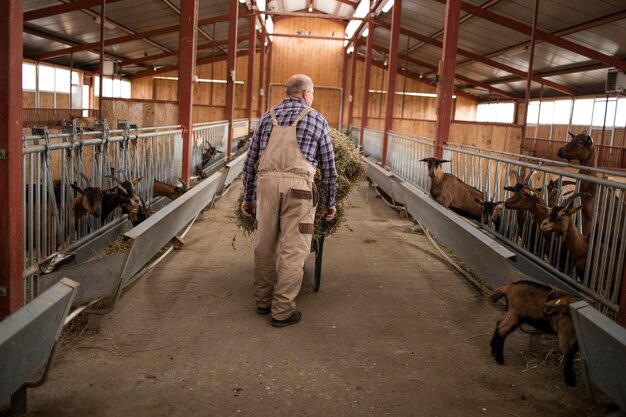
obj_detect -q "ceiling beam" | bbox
[24,0,124,21]
[436,0,626,72]
[254,9,354,20]
[335,0,358,7]
[372,43,519,99]
[375,19,576,95]
[29,14,231,61]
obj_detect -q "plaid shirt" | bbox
[243,97,337,208]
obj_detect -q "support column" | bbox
[521,0,540,150]
[98,0,105,120]
[0,0,23,316]
[246,15,256,128]
[359,22,374,149]
[257,26,266,117]
[265,40,273,110]
[434,0,461,158]
[340,50,349,130]
[381,0,402,167]
[177,0,198,187]
[225,0,239,160]
[347,40,358,130]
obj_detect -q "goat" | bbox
[202,144,222,166]
[489,280,579,386]
[153,178,187,200]
[70,173,104,229]
[540,192,592,279]
[101,174,147,227]
[420,157,483,221]
[556,131,598,236]
[479,199,504,230]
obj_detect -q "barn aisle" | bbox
[27,180,601,417]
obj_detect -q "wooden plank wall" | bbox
[267,18,346,127]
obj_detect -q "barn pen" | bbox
[2,0,626,416]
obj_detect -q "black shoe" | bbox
[271,311,302,327]
[257,306,271,315]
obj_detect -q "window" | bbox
[38,65,55,92]
[23,63,37,90]
[526,101,540,124]
[94,76,131,98]
[476,102,515,123]
[616,98,626,127]
[538,101,554,125]
[572,99,593,126]
[72,71,81,86]
[55,68,70,93]
[552,100,572,125]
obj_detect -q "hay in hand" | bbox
[233,128,365,243]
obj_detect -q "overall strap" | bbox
[270,108,279,126]
[291,107,313,127]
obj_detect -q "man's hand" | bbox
[321,206,336,222]
[242,201,256,217]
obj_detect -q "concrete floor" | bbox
[27,180,604,417]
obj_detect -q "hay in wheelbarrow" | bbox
[233,127,365,243]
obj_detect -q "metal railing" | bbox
[358,127,626,320]
[524,137,626,170]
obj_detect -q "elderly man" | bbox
[242,74,337,327]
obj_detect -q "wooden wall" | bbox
[266,17,346,127]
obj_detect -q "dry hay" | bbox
[98,235,133,258]
[233,128,365,243]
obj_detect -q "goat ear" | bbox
[535,187,542,192]
[538,204,550,211]
[503,186,515,192]
[567,205,583,215]
[586,135,593,144]
[133,176,144,185]
[70,184,85,195]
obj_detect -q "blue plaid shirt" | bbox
[243,97,337,208]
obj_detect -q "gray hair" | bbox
[285,74,313,96]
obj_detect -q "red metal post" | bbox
[521,0,540,151]
[98,0,105,120]
[347,40,358,129]
[340,49,349,129]
[178,0,198,187]
[257,26,266,117]
[0,0,23,316]
[433,0,461,158]
[246,15,256,127]
[265,40,273,110]
[381,0,402,167]
[225,0,239,160]
[359,21,374,149]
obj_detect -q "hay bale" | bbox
[234,128,365,243]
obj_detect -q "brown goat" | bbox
[420,157,483,221]
[540,192,592,279]
[153,178,187,200]
[70,173,104,228]
[489,280,579,386]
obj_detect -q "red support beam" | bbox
[381,0,401,167]
[24,0,123,21]
[257,26,266,117]
[521,0,540,149]
[246,15,256,127]
[98,0,105,121]
[434,0,461,158]
[0,0,23,316]
[253,9,363,20]
[445,0,626,73]
[30,14,231,61]
[340,49,350,129]
[225,0,240,160]
[359,21,374,148]
[178,0,198,188]
[374,18,575,96]
[347,41,358,129]
[265,41,273,111]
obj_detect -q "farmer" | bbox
[242,74,337,327]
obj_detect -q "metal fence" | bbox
[524,137,626,170]
[21,118,254,302]
[358,127,626,320]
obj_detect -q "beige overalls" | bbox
[254,107,318,320]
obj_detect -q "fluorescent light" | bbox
[265,15,273,41]
[381,0,393,13]
[344,0,370,40]
[361,27,369,37]
[345,20,361,40]
[347,46,354,54]
[239,0,246,3]
[154,76,244,85]
[256,0,265,10]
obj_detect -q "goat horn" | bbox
[568,131,575,138]
[105,175,123,186]
[79,173,91,186]
[178,177,188,192]
[511,171,521,185]
[562,192,591,209]
[524,169,537,186]
[119,170,129,181]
